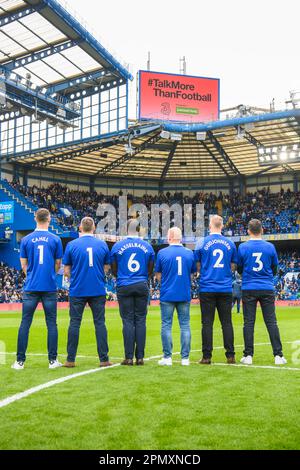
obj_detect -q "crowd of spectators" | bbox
[8,181,300,237]
[0,262,24,303]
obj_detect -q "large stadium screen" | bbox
[138,70,220,123]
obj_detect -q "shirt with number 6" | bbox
[237,239,278,291]
[194,234,237,293]
[110,236,155,287]
[63,235,110,297]
[20,229,63,292]
[155,244,196,302]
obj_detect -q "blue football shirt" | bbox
[20,229,63,292]
[63,235,110,297]
[155,244,196,302]
[110,237,155,287]
[194,234,238,293]
[237,239,278,291]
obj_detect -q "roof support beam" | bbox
[206,131,240,175]
[2,40,81,71]
[96,132,162,177]
[236,127,263,148]
[28,140,120,168]
[46,69,114,95]
[0,5,44,27]
[201,141,230,177]
[159,142,178,187]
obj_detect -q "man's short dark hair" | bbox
[35,208,50,223]
[248,219,262,235]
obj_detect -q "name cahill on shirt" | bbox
[31,236,49,243]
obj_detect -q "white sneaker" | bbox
[49,359,63,369]
[181,358,190,366]
[240,355,253,365]
[158,357,172,366]
[11,361,24,370]
[274,355,287,365]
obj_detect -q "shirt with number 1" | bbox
[155,244,196,302]
[63,235,110,297]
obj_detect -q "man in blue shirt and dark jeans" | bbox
[63,217,111,368]
[12,208,63,370]
[111,220,155,366]
[194,215,237,364]
[237,219,286,365]
[155,227,196,366]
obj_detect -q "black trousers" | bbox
[242,290,283,357]
[67,296,109,363]
[117,281,149,360]
[199,292,235,359]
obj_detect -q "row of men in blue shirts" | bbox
[12,209,286,370]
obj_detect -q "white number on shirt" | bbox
[87,247,94,267]
[37,245,44,265]
[176,256,182,276]
[128,253,140,273]
[213,249,224,268]
[252,252,263,272]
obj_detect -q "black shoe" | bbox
[121,359,134,366]
[199,357,211,364]
[136,359,144,366]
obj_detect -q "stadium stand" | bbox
[7,180,300,236]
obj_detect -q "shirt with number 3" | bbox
[63,235,110,297]
[194,234,237,293]
[237,239,278,291]
[155,244,196,302]
[110,236,155,287]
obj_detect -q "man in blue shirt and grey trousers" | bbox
[63,217,112,368]
[111,219,155,366]
[155,227,196,366]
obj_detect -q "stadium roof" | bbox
[0,0,132,91]
[9,109,300,180]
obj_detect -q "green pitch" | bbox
[0,305,299,450]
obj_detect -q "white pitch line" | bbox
[0,354,160,410]
[172,360,300,371]
[0,341,299,410]
[0,341,296,359]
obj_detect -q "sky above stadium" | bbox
[70,0,300,119]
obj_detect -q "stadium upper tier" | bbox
[0,1,300,181]
[4,110,300,179]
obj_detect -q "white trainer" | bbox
[181,358,190,366]
[274,356,287,365]
[158,357,172,366]
[49,359,63,369]
[240,355,253,365]
[11,361,24,370]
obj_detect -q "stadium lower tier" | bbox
[1,251,299,303]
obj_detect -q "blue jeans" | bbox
[67,296,109,362]
[160,301,191,359]
[17,292,58,362]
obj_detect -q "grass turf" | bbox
[0,305,299,450]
